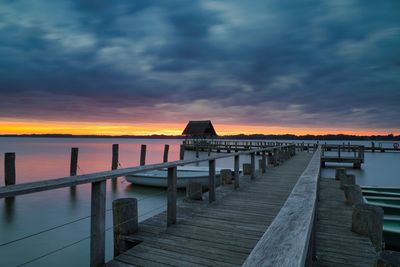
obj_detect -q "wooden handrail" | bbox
[243,146,321,267]
[0,145,293,199]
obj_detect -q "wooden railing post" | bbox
[4,152,16,186]
[209,159,216,203]
[140,144,146,166]
[179,145,185,160]
[234,155,240,189]
[90,180,106,267]
[112,144,119,170]
[70,148,79,176]
[250,152,256,180]
[261,151,266,174]
[163,144,169,163]
[167,167,177,226]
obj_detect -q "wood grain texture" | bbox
[108,152,311,267]
[243,147,322,267]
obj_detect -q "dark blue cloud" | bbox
[0,0,399,130]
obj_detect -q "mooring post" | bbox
[250,152,256,180]
[112,144,119,170]
[112,198,138,257]
[4,152,16,186]
[208,159,216,203]
[163,144,169,163]
[338,145,341,158]
[195,145,199,158]
[371,142,375,153]
[140,144,146,166]
[234,155,240,189]
[179,145,185,160]
[167,167,177,226]
[90,180,106,267]
[261,151,266,174]
[70,148,79,176]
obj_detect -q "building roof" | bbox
[182,120,217,137]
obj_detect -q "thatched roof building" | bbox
[182,120,217,138]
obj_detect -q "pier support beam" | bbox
[163,144,169,163]
[140,144,146,166]
[250,152,256,180]
[234,155,240,189]
[167,167,177,226]
[208,159,216,203]
[112,144,119,170]
[112,198,138,257]
[352,204,384,251]
[70,148,79,176]
[90,180,106,267]
[4,152,16,186]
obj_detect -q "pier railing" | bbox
[243,146,321,267]
[0,143,296,267]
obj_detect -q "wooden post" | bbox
[261,151,266,174]
[338,145,341,158]
[112,144,119,170]
[179,145,185,160]
[112,198,138,257]
[195,145,199,158]
[4,152,16,186]
[371,142,375,153]
[209,159,216,203]
[163,144,169,163]
[250,152,255,180]
[90,180,106,267]
[70,148,79,176]
[140,144,146,166]
[234,155,240,189]
[167,167,177,226]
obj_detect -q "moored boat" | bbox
[125,166,226,188]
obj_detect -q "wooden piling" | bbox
[70,148,79,176]
[163,144,169,163]
[261,151,266,174]
[208,159,216,203]
[90,180,106,267]
[140,144,146,166]
[112,144,119,170]
[112,198,138,257]
[250,152,256,180]
[179,145,185,160]
[167,167,177,226]
[4,152,16,186]
[234,155,240,189]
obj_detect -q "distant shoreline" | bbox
[0,134,399,141]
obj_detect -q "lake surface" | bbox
[0,138,399,266]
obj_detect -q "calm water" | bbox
[0,138,399,266]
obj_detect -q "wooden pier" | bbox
[107,153,313,266]
[0,143,383,266]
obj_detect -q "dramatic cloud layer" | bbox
[0,0,399,133]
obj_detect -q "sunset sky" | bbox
[0,1,399,136]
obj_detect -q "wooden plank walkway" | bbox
[313,178,377,267]
[107,152,313,267]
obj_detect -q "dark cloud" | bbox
[0,0,399,131]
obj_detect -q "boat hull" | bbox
[125,166,224,188]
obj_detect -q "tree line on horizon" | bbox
[1,133,399,141]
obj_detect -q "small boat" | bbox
[125,166,227,188]
[362,187,400,250]
[362,186,400,198]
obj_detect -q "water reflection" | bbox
[3,197,15,224]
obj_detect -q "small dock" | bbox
[314,179,376,266]
[107,153,313,266]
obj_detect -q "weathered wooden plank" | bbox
[243,147,321,267]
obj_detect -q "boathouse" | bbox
[181,120,217,139]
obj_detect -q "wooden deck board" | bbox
[108,152,313,266]
[313,178,377,267]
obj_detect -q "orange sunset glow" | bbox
[0,120,396,136]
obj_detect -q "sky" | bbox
[0,0,399,136]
